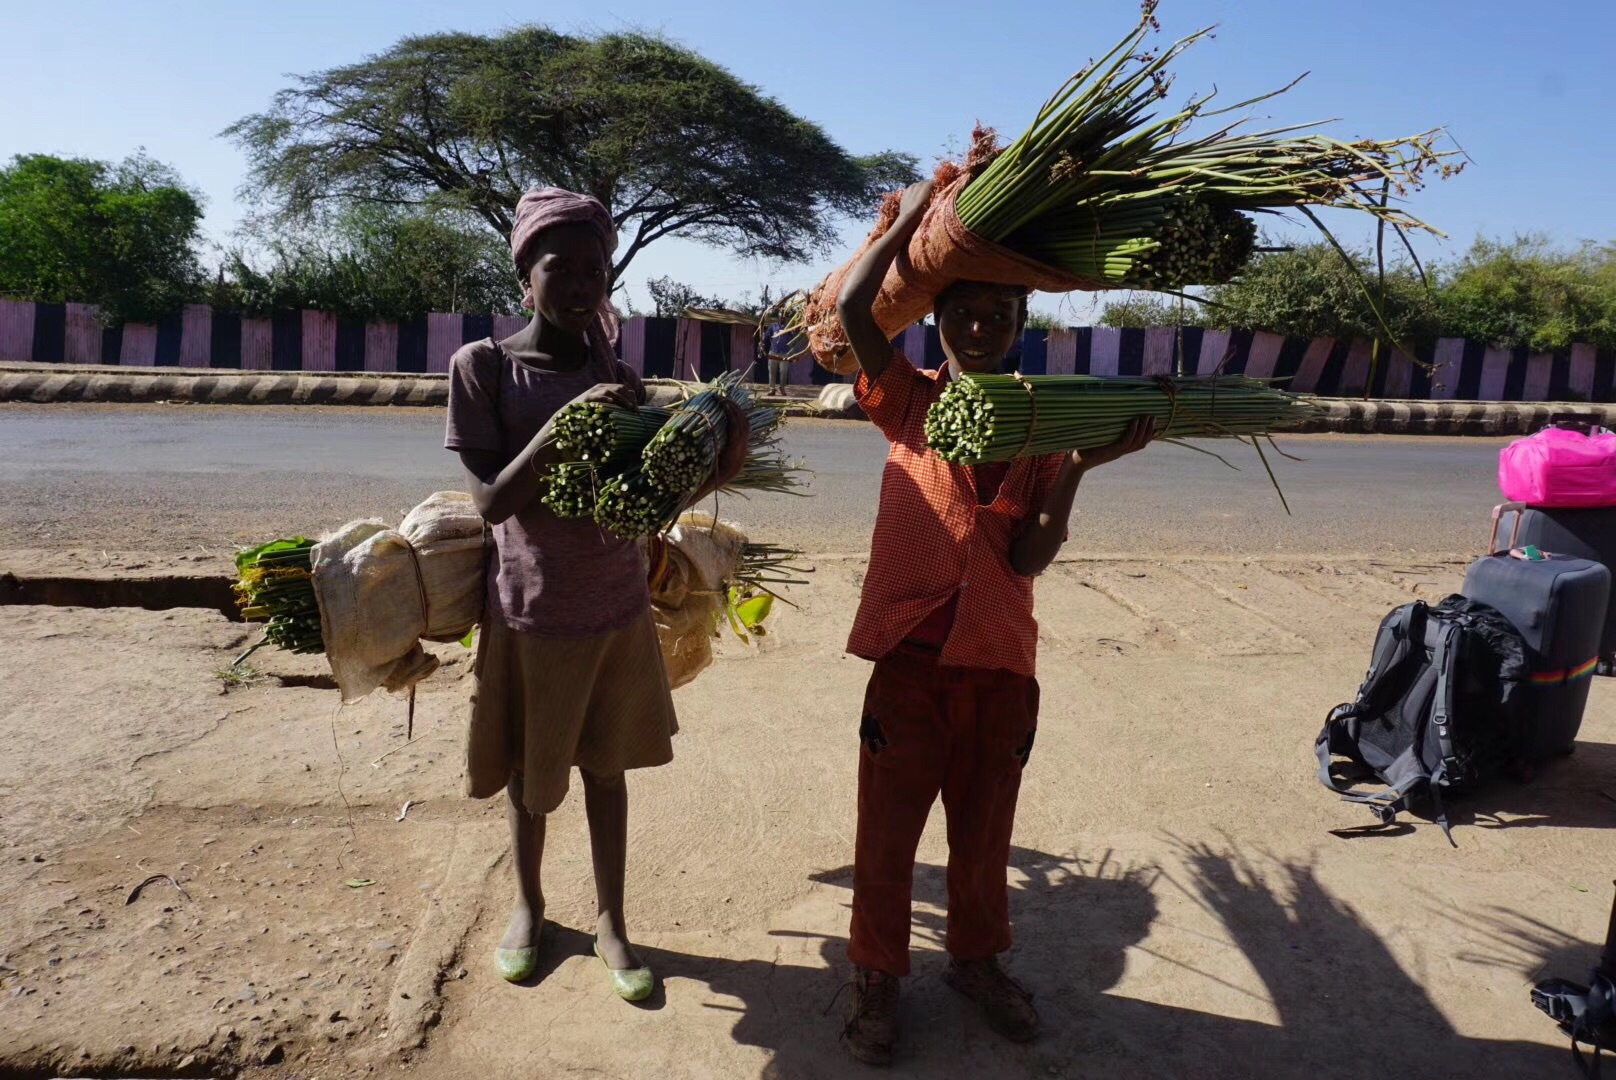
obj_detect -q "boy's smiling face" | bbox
[935,281,1027,374]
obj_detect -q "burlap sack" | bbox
[647,513,748,690]
[312,492,487,703]
[803,170,1095,375]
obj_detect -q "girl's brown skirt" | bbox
[466,609,678,815]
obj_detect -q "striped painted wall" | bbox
[2,296,1613,402]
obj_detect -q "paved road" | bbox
[0,403,1513,556]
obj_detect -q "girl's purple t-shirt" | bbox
[444,339,650,638]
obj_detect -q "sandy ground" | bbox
[3,547,1615,1079]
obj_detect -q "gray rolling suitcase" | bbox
[1463,510,1609,759]
[1494,501,1616,667]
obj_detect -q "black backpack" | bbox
[1315,594,1530,844]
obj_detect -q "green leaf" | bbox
[460,628,475,648]
[734,592,773,631]
[344,877,376,889]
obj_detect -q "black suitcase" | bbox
[1494,501,1616,666]
[1463,511,1609,759]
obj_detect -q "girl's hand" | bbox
[1071,416,1155,473]
[569,383,638,411]
[897,179,935,219]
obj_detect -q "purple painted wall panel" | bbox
[180,305,212,368]
[1338,339,1375,397]
[900,324,927,362]
[1045,329,1077,375]
[1142,327,1176,377]
[1089,327,1121,377]
[493,315,527,341]
[120,323,157,366]
[302,310,337,372]
[619,316,645,377]
[673,318,702,381]
[0,298,36,361]
[241,317,273,371]
[1429,338,1465,399]
[1196,330,1231,375]
[730,324,755,374]
[1290,338,1335,394]
[1245,332,1286,380]
[1571,344,1598,400]
[1478,346,1511,402]
[1384,349,1416,399]
[64,303,102,364]
[1524,353,1554,403]
[364,322,398,373]
[426,313,462,375]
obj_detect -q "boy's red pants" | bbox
[848,645,1040,977]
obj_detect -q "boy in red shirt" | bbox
[835,179,1154,1065]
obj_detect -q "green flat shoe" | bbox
[593,937,654,1003]
[495,946,538,983]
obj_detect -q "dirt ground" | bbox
[3,544,1615,1080]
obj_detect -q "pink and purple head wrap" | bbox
[510,187,621,369]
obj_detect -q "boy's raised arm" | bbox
[835,179,935,384]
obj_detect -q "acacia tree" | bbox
[225,28,917,284]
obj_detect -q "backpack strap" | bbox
[1429,621,1461,844]
[1327,622,1463,843]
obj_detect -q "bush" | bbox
[1437,236,1616,351]
[215,206,518,321]
[1199,243,1441,344]
[0,152,204,324]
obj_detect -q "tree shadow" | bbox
[641,841,1576,1078]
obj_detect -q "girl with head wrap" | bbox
[442,188,671,1001]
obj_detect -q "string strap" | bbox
[1153,375,1181,438]
[1014,374,1040,458]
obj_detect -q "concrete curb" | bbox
[5,363,1613,436]
[1298,399,1616,437]
[0,364,820,412]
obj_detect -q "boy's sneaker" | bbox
[843,967,899,1066]
[943,956,1040,1042]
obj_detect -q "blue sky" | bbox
[2,0,1611,319]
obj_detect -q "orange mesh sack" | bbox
[803,166,1096,375]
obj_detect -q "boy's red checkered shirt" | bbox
[846,349,1068,677]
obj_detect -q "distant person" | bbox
[766,322,799,392]
[831,178,1155,1064]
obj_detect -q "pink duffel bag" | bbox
[1499,424,1616,506]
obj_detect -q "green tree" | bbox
[1438,236,1616,351]
[1097,296,1202,329]
[1199,243,1440,344]
[645,276,727,318]
[216,205,520,320]
[0,152,203,323]
[224,29,918,284]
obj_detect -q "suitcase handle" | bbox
[1489,502,1528,555]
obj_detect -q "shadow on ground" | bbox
[621,843,1584,1079]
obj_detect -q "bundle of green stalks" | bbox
[552,403,672,465]
[925,372,1312,509]
[952,1,1462,293]
[926,373,1310,462]
[232,537,322,663]
[545,370,808,538]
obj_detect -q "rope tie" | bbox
[1014,373,1041,458]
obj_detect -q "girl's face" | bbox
[935,283,1026,374]
[526,223,609,336]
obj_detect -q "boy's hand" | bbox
[1071,416,1155,473]
[897,179,935,219]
